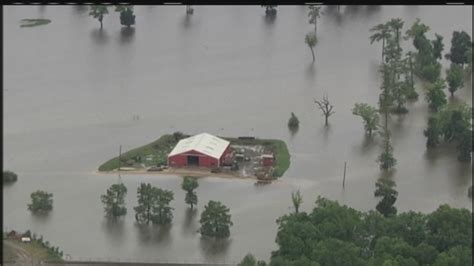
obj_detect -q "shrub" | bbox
[288,112,300,129]
[3,171,18,184]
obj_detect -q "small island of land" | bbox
[20,19,51,27]
[98,133,290,180]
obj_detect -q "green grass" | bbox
[3,239,63,262]
[99,134,291,178]
[98,134,178,171]
[20,19,51,27]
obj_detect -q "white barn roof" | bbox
[168,133,230,159]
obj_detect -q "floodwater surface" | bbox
[3,5,472,263]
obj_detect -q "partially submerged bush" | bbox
[288,112,300,129]
[3,171,18,184]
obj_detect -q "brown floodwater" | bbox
[3,5,472,263]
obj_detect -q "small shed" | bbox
[21,237,31,243]
[262,154,274,167]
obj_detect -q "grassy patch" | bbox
[99,134,291,178]
[20,19,51,27]
[98,134,178,171]
[3,239,62,262]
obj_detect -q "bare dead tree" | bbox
[314,95,335,126]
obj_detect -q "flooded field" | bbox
[3,5,472,263]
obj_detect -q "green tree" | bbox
[387,18,404,54]
[373,236,416,263]
[436,103,471,143]
[28,190,53,213]
[424,117,441,148]
[370,23,391,62]
[3,171,18,184]
[305,32,317,62]
[431,33,444,60]
[199,200,233,238]
[403,51,418,100]
[374,178,398,217]
[100,183,127,219]
[262,5,277,16]
[434,245,472,266]
[240,254,259,266]
[445,31,471,67]
[291,190,303,214]
[115,5,135,27]
[314,95,335,126]
[405,18,430,51]
[425,79,447,112]
[151,188,174,225]
[446,63,464,96]
[377,129,397,171]
[352,103,380,136]
[182,176,199,209]
[467,44,473,73]
[413,243,439,265]
[288,112,299,129]
[134,183,156,225]
[308,5,322,36]
[89,5,109,29]
[312,238,366,266]
[426,204,472,252]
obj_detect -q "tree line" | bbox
[240,192,472,266]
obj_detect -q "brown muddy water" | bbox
[3,5,472,264]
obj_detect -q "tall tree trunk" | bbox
[325,115,328,126]
[99,16,103,30]
[310,47,315,62]
[382,37,385,63]
[314,20,317,36]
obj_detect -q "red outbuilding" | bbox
[261,154,274,167]
[168,133,232,168]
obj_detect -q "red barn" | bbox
[168,133,232,168]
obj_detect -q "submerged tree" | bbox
[308,5,322,36]
[423,103,472,161]
[402,51,418,100]
[262,5,277,16]
[425,79,447,112]
[199,200,233,238]
[152,188,174,225]
[101,183,127,219]
[181,176,198,209]
[370,23,391,62]
[387,18,404,54]
[305,32,318,62]
[28,190,53,213]
[115,5,135,27]
[134,183,156,225]
[89,5,109,30]
[288,112,300,129]
[291,190,303,214]
[446,63,464,97]
[445,31,472,67]
[424,117,441,148]
[352,103,380,137]
[3,171,18,184]
[377,129,397,171]
[314,95,335,126]
[374,178,398,217]
[431,34,444,61]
